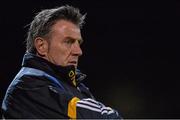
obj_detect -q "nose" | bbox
[72,41,83,56]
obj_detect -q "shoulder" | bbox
[10,67,60,90]
[17,75,49,90]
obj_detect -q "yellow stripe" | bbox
[68,97,80,119]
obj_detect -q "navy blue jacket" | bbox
[2,52,122,119]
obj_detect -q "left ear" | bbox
[34,37,49,56]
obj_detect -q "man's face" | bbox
[45,20,83,68]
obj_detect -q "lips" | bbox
[69,61,77,64]
[68,61,77,66]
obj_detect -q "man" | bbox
[2,5,122,119]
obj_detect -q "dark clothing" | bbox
[2,53,122,119]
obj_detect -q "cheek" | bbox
[60,45,72,57]
[52,45,71,63]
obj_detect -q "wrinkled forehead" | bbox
[60,25,81,36]
[51,20,82,39]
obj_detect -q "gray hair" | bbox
[26,5,86,53]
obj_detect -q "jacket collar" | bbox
[22,52,86,87]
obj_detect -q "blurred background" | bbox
[0,0,178,118]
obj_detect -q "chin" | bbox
[73,65,78,68]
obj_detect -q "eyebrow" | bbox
[66,37,84,44]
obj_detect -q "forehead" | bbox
[51,20,81,39]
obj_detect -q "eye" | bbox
[65,39,75,44]
[78,39,83,45]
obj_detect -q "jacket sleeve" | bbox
[48,85,122,119]
[68,97,122,119]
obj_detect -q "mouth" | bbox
[68,61,77,66]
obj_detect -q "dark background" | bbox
[0,0,178,118]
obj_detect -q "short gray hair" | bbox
[26,5,86,53]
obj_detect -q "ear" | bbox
[34,37,49,56]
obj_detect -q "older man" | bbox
[2,5,122,119]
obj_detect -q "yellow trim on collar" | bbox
[68,70,77,86]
